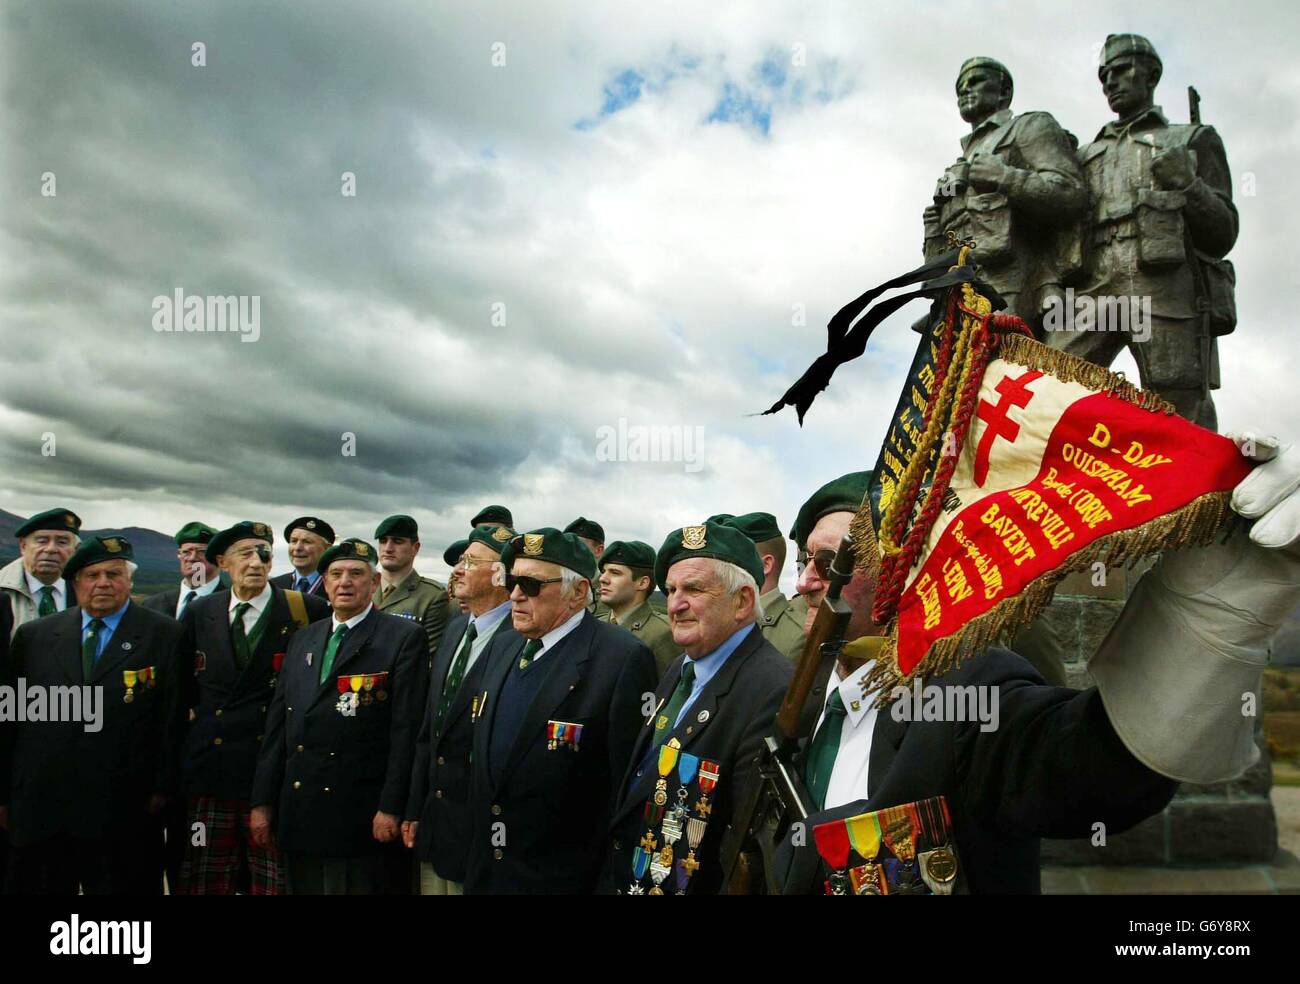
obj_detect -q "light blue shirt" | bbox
[673,624,755,728]
[82,600,130,662]
[293,571,321,592]
[470,598,512,641]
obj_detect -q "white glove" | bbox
[1089,432,1300,783]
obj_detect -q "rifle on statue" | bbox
[720,533,857,894]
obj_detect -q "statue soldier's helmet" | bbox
[956,55,1013,100]
[1099,33,1162,78]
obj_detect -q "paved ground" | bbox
[1041,786,1300,894]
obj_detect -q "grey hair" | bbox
[560,566,593,606]
[706,559,763,622]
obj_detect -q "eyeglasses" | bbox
[460,555,494,570]
[506,574,563,597]
[796,549,836,580]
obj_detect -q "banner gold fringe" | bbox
[997,334,1176,415]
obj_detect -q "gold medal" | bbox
[123,690,134,704]
[924,846,957,884]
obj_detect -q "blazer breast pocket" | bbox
[545,719,586,753]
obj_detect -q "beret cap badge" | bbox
[253,523,269,537]
[524,533,545,556]
[65,513,78,528]
[682,525,707,550]
[355,542,369,557]
[104,537,123,553]
[492,527,512,542]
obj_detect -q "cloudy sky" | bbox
[2,0,1297,586]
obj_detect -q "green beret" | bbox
[956,55,1013,94]
[206,521,275,563]
[284,516,336,544]
[471,504,513,528]
[790,471,873,550]
[654,521,764,594]
[599,540,656,573]
[443,539,469,566]
[375,514,419,540]
[501,527,597,581]
[317,537,378,574]
[174,521,218,547]
[1100,33,1161,75]
[65,535,134,580]
[705,513,735,526]
[467,523,516,556]
[15,507,82,539]
[719,511,782,543]
[564,517,605,545]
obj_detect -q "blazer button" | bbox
[214,709,223,717]
[213,737,223,746]
[435,790,444,799]
[324,787,331,793]
[491,804,502,816]
[261,705,267,713]
[493,848,503,861]
[613,839,622,851]
[256,735,264,743]
[293,781,301,790]
[329,751,336,758]
[296,744,304,753]
[436,756,445,766]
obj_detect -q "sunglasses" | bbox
[506,573,563,597]
[796,549,836,579]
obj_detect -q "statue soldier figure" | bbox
[1047,34,1238,430]
[923,56,1088,329]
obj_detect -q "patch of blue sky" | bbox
[705,81,772,135]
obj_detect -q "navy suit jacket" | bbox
[464,612,656,894]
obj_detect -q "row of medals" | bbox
[627,752,719,895]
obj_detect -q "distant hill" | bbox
[0,509,178,596]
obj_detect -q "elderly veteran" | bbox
[443,538,471,615]
[405,523,517,895]
[712,512,806,662]
[174,521,330,895]
[601,520,792,895]
[0,536,187,894]
[251,538,428,894]
[471,505,513,530]
[775,440,1300,894]
[141,522,227,618]
[596,540,677,677]
[464,528,656,894]
[373,514,449,663]
[0,507,82,640]
[269,516,335,599]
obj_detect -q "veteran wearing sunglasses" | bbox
[463,528,656,894]
[250,538,429,894]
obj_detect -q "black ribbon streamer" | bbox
[760,249,1005,425]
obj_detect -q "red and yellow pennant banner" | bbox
[858,254,1252,692]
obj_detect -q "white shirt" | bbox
[813,658,882,811]
[449,599,511,681]
[529,608,585,664]
[332,603,373,633]
[228,583,273,634]
[176,575,221,617]
[25,570,66,611]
